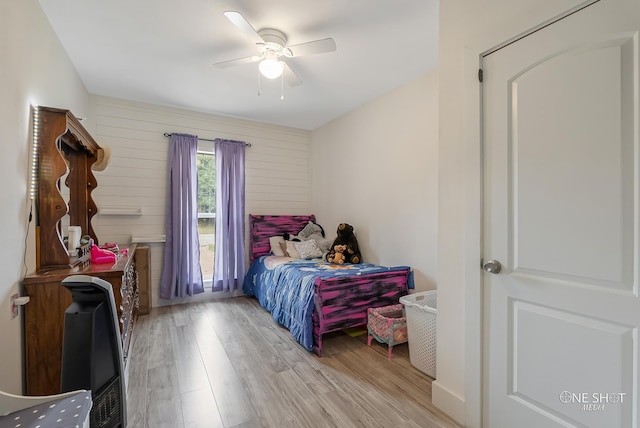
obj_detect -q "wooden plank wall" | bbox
[90,96,312,308]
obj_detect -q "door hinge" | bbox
[478,68,484,82]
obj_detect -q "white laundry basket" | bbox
[400,290,437,378]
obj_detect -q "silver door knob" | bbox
[483,259,502,274]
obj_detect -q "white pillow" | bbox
[285,241,301,259]
[294,239,323,259]
[269,236,286,256]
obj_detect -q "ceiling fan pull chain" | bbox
[280,73,284,101]
[257,69,262,96]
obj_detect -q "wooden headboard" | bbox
[249,214,316,262]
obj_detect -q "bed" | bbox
[243,214,410,356]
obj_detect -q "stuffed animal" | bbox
[299,221,325,239]
[327,244,347,264]
[283,221,333,253]
[326,223,362,264]
[283,221,324,242]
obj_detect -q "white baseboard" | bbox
[432,380,466,426]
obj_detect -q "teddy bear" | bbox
[327,244,347,264]
[326,223,362,264]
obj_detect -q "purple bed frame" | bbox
[248,214,410,356]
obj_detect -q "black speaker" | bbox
[61,275,127,428]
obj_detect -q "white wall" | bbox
[91,96,312,308]
[436,1,587,426]
[311,72,439,291]
[0,1,91,393]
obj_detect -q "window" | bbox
[197,145,215,280]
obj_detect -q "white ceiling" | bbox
[39,0,439,130]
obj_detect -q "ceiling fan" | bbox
[214,11,337,88]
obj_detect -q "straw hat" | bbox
[92,145,111,171]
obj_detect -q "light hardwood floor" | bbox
[126,297,461,428]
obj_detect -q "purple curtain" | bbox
[213,139,246,292]
[159,133,204,299]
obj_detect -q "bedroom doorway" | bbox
[482,0,639,426]
[197,149,216,279]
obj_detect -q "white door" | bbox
[483,1,640,427]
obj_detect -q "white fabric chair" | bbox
[0,389,91,428]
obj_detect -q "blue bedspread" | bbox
[243,256,410,351]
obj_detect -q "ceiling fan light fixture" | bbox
[259,58,284,79]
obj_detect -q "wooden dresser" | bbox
[22,246,138,395]
[22,106,140,395]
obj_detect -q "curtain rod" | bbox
[163,132,251,147]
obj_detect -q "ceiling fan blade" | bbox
[287,38,336,57]
[282,62,302,87]
[223,11,264,45]
[213,55,262,69]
